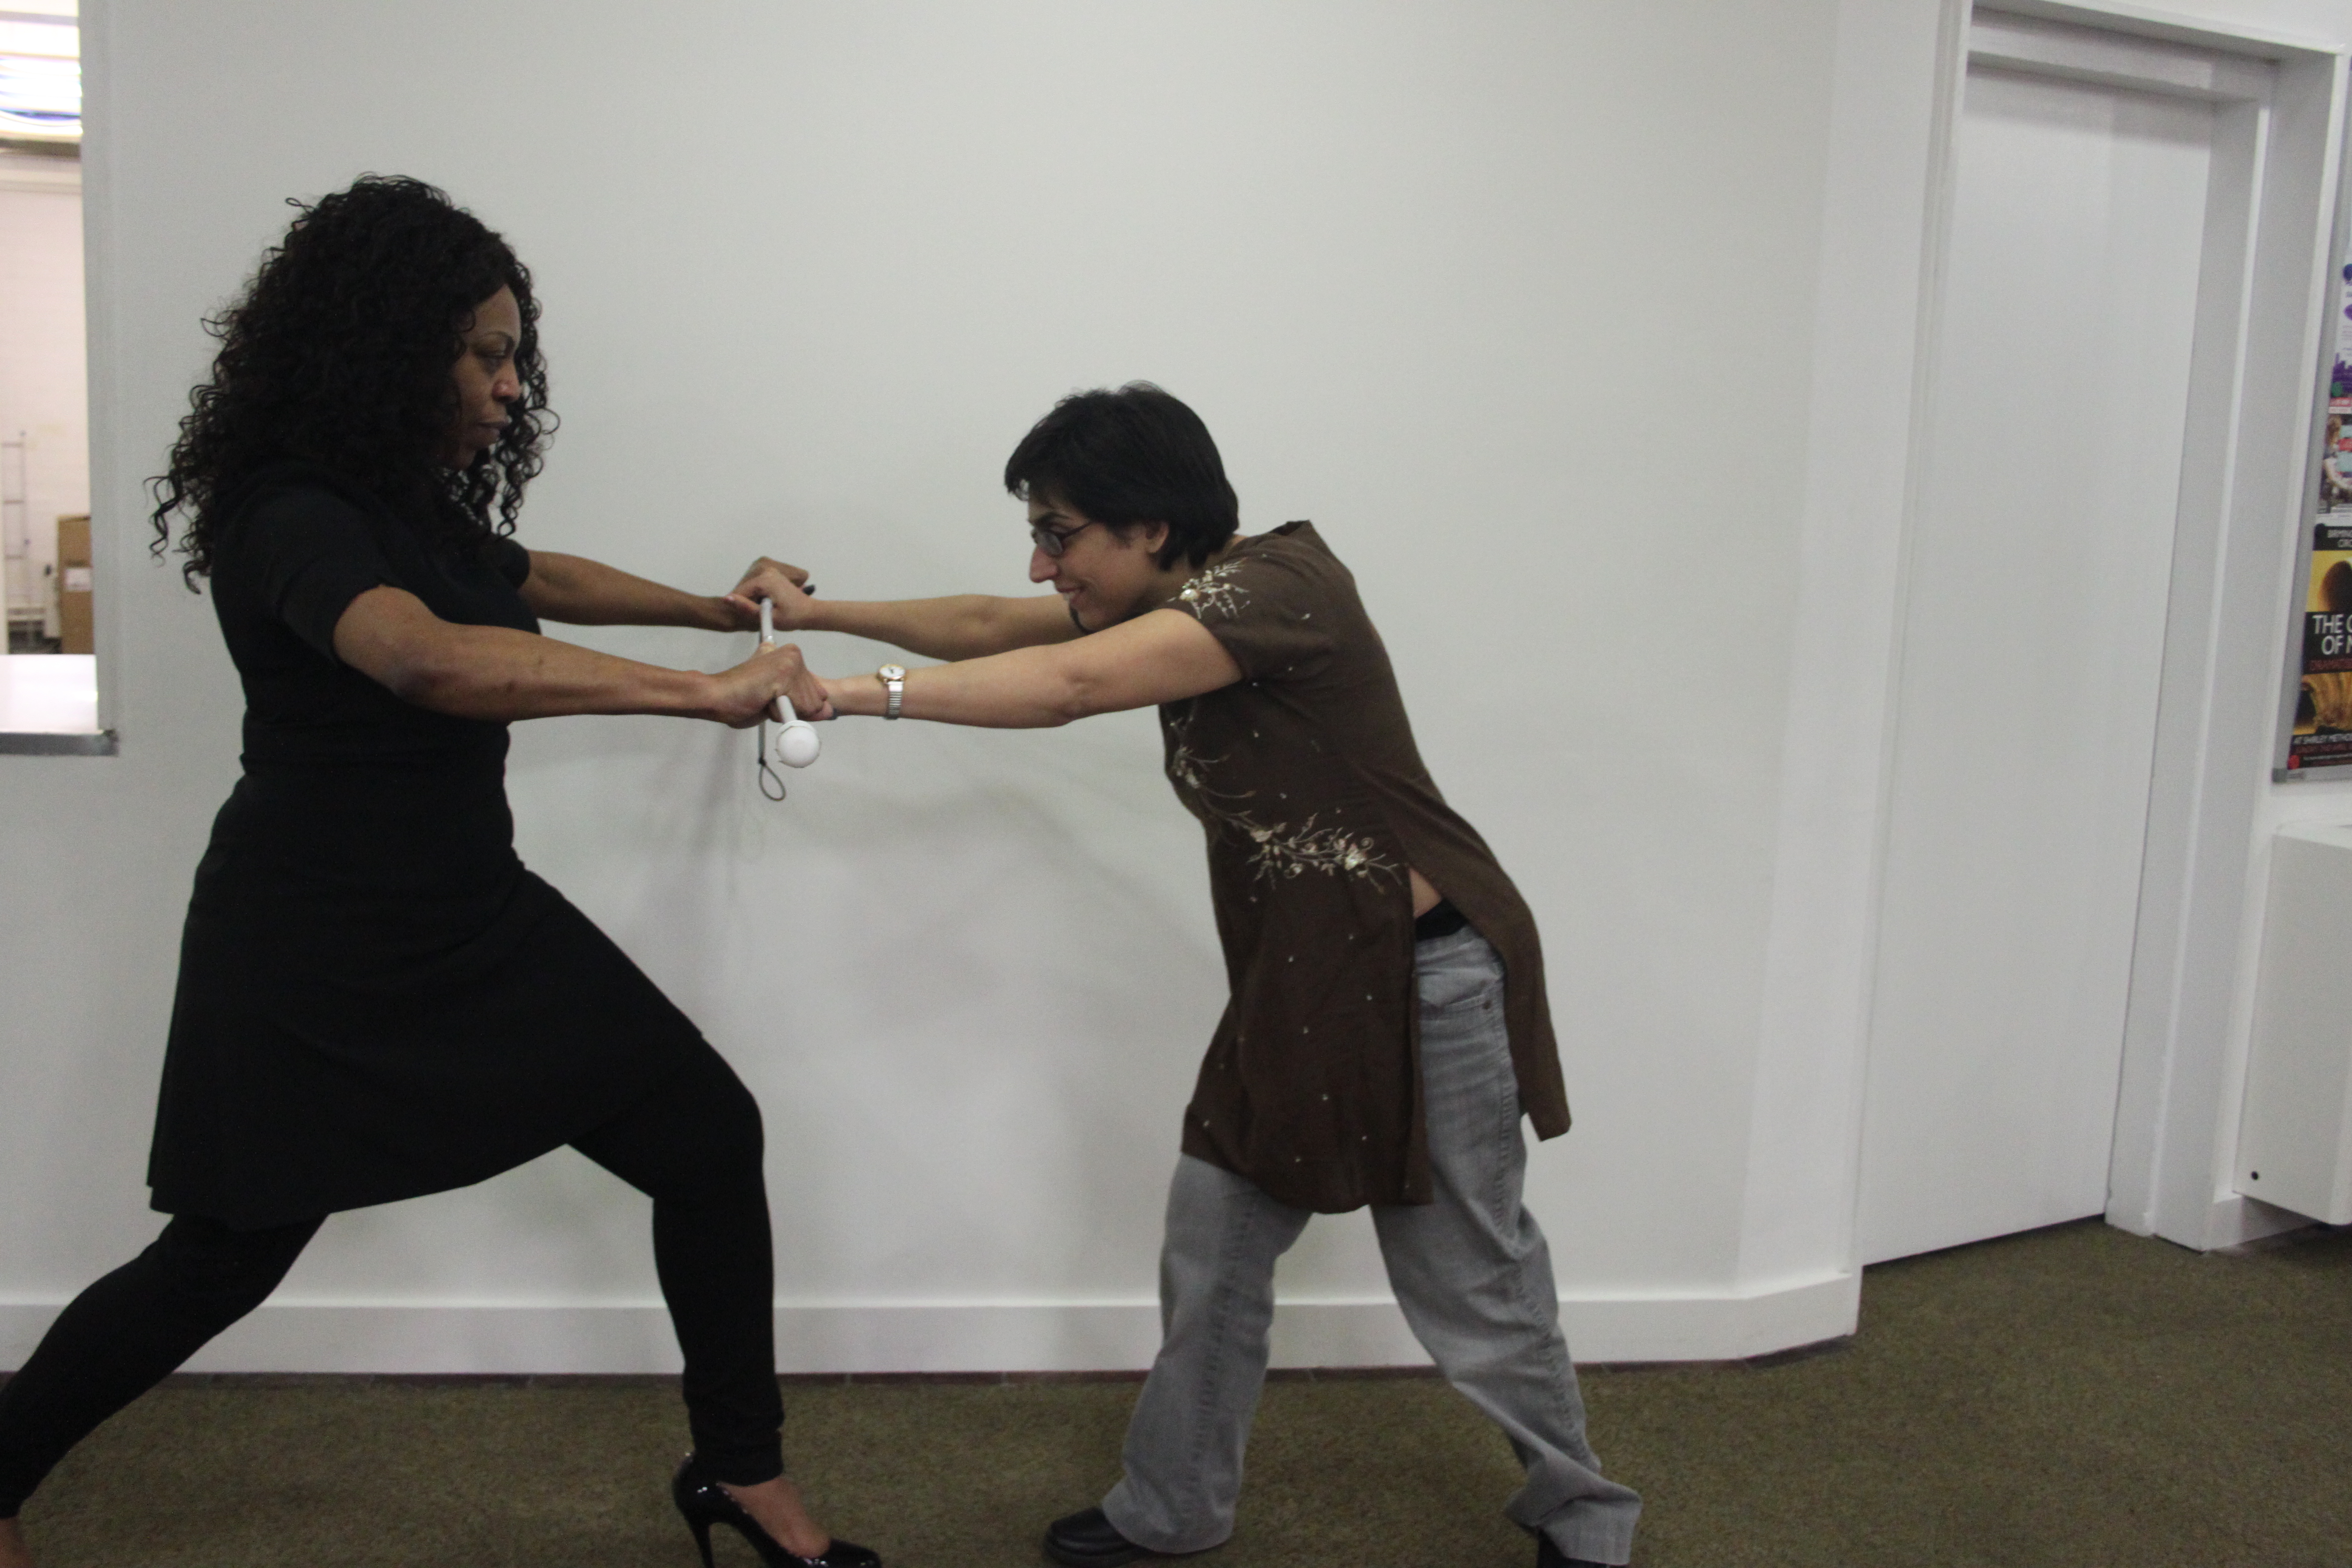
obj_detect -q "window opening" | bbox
[0,0,99,750]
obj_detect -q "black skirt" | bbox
[146,770,694,1228]
[145,465,697,1229]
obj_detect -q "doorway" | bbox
[1859,12,2292,1265]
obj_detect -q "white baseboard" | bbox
[0,1273,1858,1376]
[2198,1192,2325,1250]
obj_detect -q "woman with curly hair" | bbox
[0,176,874,1568]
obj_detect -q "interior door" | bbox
[1858,61,2219,1265]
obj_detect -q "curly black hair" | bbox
[149,174,553,585]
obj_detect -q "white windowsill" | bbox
[0,652,111,753]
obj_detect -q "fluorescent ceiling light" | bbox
[0,8,77,141]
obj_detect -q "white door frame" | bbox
[1885,3,2352,1254]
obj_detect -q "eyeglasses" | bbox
[1029,520,1104,558]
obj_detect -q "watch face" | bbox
[880,665,907,681]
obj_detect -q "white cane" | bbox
[756,598,819,798]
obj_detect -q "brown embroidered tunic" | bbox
[1158,521,1570,1212]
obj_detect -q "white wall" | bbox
[0,154,89,638]
[5,0,2329,1376]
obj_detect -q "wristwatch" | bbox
[878,664,907,720]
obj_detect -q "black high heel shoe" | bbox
[670,1453,882,1568]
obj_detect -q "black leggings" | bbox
[0,1041,783,1518]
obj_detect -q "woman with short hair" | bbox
[0,176,873,1568]
[752,383,1642,1568]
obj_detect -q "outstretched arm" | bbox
[819,607,1241,729]
[728,557,1077,661]
[520,548,784,632]
[333,585,831,726]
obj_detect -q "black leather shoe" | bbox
[1535,1536,1615,1568]
[1043,1506,1158,1567]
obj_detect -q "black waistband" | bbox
[1414,898,1470,942]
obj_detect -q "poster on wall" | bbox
[2283,260,2352,771]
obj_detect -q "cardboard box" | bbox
[57,514,91,655]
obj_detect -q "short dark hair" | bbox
[1003,383,1239,568]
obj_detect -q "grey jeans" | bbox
[1101,928,1642,1565]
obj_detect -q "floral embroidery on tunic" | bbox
[1175,559,1251,621]
[1227,809,1398,884]
[1166,725,1228,798]
[1164,707,1400,888]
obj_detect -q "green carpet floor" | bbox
[10,1219,2349,1567]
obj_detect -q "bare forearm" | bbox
[801,593,1072,660]
[821,607,1244,728]
[523,550,732,630]
[379,623,723,722]
[827,645,1092,729]
[334,584,820,728]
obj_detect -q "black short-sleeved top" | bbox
[1157,522,1569,1213]
[147,461,697,1229]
